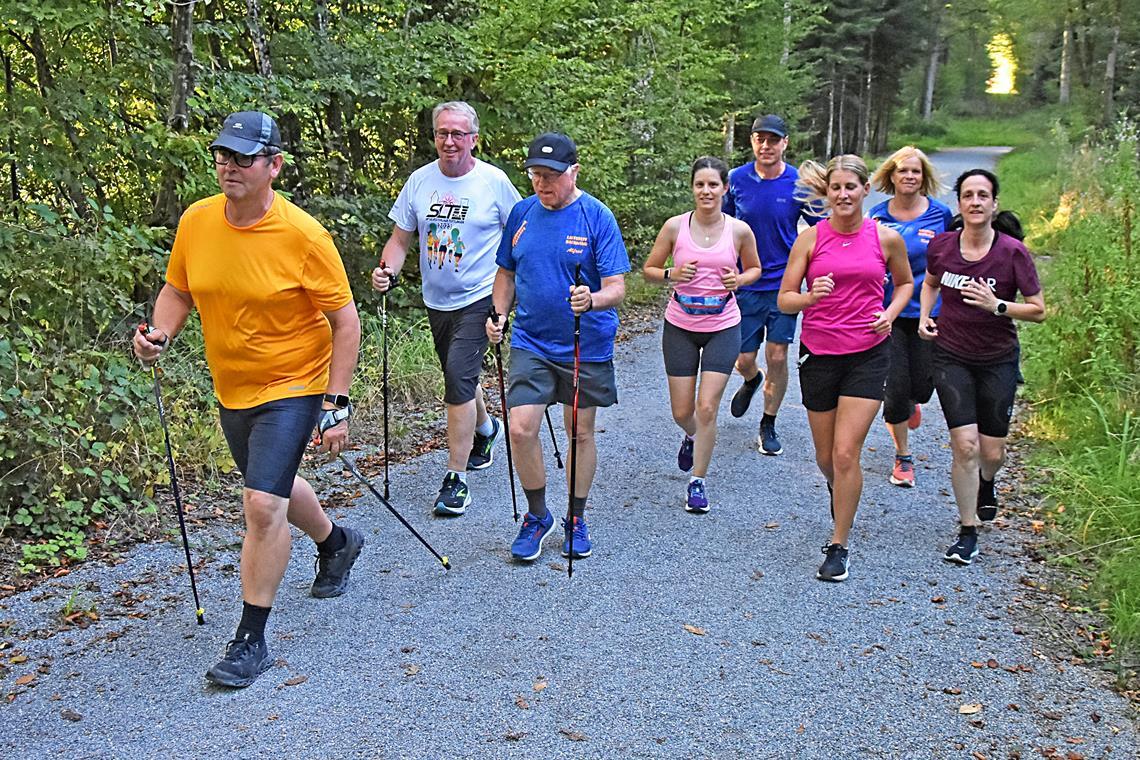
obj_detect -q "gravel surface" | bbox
[1,148,1135,759]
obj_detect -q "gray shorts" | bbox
[506,347,618,409]
[662,320,741,376]
[426,295,492,405]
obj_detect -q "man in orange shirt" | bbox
[133,111,363,688]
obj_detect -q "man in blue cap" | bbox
[133,110,363,688]
[724,114,818,456]
[486,132,630,563]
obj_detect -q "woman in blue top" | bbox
[868,146,953,489]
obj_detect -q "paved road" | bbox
[2,148,1135,758]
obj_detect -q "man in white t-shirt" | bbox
[372,101,522,516]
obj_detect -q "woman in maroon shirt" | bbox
[919,169,1046,566]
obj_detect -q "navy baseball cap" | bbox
[209,111,282,155]
[524,132,578,172]
[750,114,788,138]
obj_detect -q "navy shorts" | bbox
[661,320,741,376]
[218,395,322,498]
[798,339,890,412]
[426,295,492,405]
[883,318,935,424]
[507,347,618,409]
[737,289,797,352]
[933,344,1020,438]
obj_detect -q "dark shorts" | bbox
[218,394,322,498]
[662,320,741,376]
[426,295,492,405]
[737,289,797,353]
[933,344,1020,438]
[506,347,618,409]
[883,318,935,424]
[798,339,890,412]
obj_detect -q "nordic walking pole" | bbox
[567,264,583,579]
[137,323,206,625]
[545,406,564,469]
[380,260,391,501]
[339,455,450,570]
[489,307,520,522]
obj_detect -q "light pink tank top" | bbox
[801,217,888,355]
[664,213,742,333]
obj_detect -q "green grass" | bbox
[889,106,1086,154]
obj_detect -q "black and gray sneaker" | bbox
[976,475,998,522]
[433,472,472,516]
[205,634,272,688]
[758,418,783,456]
[816,543,849,582]
[311,526,365,598]
[943,527,980,565]
[467,417,504,471]
[730,372,763,418]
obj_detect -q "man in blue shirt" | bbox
[486,132,630,563]
[723,114,816,456]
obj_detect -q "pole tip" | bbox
[441,556,451,570]
[196,610,206,625]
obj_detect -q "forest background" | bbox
[0,0,1137,651]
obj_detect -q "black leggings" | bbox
[883,318,935,424]
[932,344,1019,438]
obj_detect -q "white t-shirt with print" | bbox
[388,159,521,311]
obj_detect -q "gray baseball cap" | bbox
[209,111,282,155]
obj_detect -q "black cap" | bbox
[750,114,788,138]
[524,132,578,172]
[209,111,282,156]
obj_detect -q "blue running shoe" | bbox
[561,516,592,558]
[510,510,554,561]
[677,435,694,472]
[685,479,710,513]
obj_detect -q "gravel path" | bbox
[1,148,1135,759]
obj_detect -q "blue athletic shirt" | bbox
[496,192,631,363]
[868,198,953,318]
[723,162,817,291]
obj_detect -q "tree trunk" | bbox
[922,32,943,121]
[836,79,846,154]
[723,112,735,160]
[825,63,835,156]
[1102,8,1120,124]
[1059,20,1072,105]
[246,0,273,78]
[781,0,791,66]
[2,50,16,215]
[150,0,195,228]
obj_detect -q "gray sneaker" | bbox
[311,526,365,598]
[205,634,272,688]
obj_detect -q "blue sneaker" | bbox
[510,510,554,561]
[561,516,592,558]
[677,435,694,472]
[685,480,710,513]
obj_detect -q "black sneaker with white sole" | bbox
[467,417,504,471]
[311,526,365,598]
[730,372,763,418]
[943,527,980,565]
[205,634,272,688]
[433,472,472,516]
[758,418,783,456]
[816,543,849,582]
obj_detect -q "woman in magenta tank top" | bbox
[777,155,913,582]
[644,156,761,513]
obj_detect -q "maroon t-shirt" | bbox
[925,230,1042,361]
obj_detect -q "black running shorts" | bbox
[932,344,1019,438]
[798,339,890,413]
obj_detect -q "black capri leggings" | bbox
[883,318,935,424]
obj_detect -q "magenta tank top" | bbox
[664,213,742,333]
[801,217,889,355]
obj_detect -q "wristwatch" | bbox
[323,393,350,408]
[664,268,671,281]
[993,301,1008,316]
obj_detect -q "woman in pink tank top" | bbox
[643,156,761,513]
[777,155,912,583]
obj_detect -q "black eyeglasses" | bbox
[433,129,476,141]
[212,148,279,168]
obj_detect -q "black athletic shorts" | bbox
[883,317,935,424]
[661,320,741,377]
[798,339,890,413]
[932,344,1020,438]
[506,347,618,409]
[218,394,322,498]
[426,295,492,405]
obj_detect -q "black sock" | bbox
[236,601,271,643]
[959,524,978,535]
[524,487,548,519]
[571,496,587,519]
[316,523,347,556]
[745,371,763,387]
[978,475,996,503]
[761,413,776,426]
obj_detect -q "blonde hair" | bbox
[870,145,944,196]
[795,154,869,213]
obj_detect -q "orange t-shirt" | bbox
[165,192,353,409]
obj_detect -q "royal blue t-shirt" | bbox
[723,162,816,291]
[496,192,631,362]
[869,198,953,318]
